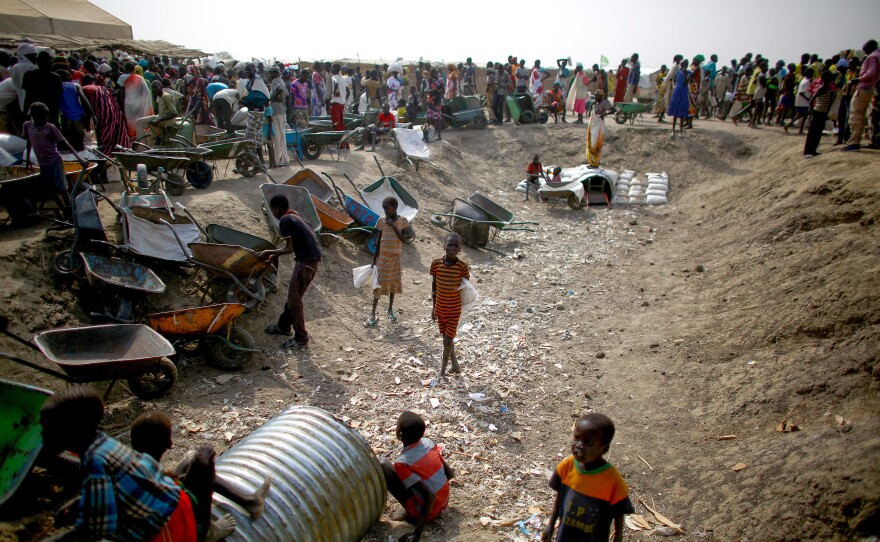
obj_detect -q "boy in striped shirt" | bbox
[381,411,455,542]
[430,233,469,377]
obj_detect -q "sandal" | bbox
[364,317,378,328]
[386,310,398,323]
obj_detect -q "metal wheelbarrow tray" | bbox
[0,379,52,506]
[147,303,256,371]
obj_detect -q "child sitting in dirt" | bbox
[525,154,546,201]
[430,232,469,377]
[366,196,409,327]
[130,412,272,541]
[541,413,634,542]
[40,386,201,542]
[380,411,455,542]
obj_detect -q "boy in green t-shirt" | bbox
[542,413,635,542]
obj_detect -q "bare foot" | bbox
[448,364,461,375]
[205,514,236,542]
[390,508,408,521]
[246,477,272,519]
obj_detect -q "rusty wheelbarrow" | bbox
[147,303,257,371]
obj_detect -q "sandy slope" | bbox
[0,117,877,541]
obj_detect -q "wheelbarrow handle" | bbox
[342,172,370,207]
[173,202,208,239]
[0,351,71,381]
[373,155,386,177]
[0,317,41,352]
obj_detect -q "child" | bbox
[525,154,545,201]
[130,412,272,540]
[380,411,454,542]
[22,102,88,214]
[541,413,634,542]
[366,196,409,327]
[40,386,200,542]
[550,166,562,183]
[406,86,419,124]
[430,233,469,377]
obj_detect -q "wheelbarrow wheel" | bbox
[614,112,627,125]
[235,152,261,177]
[537,112,549,124]
[303,142,322,160]
[208,327,255,371]
[186,161,213,189]
[430,214,448,227]
[473,115,489,129]
[165,172,186,196]
[52,250,82,278]
[520,110,536,124]
[567,194,585,210]
[128,357,177,399]
[225,277,266,312]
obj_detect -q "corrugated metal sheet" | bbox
[212,406,387,542]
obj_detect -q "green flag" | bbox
[600,55,609,67]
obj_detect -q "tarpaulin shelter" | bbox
[0,0,132,39]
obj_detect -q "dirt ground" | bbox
[0,115,877,542]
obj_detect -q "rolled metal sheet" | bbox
[212,406,387,542]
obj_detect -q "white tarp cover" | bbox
[392,128,430,161]
[123,210,199,262]
[0,0,132,39]
[360,177,418,221]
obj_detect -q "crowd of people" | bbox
[2,40,878,166]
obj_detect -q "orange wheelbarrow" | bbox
[147,303,257,370]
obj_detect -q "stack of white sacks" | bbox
[613,170,669,205]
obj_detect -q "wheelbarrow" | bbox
[0,316,177,400]
[539,179,587,210]
[146,303,257,371]
[309,190,376,249]
[614,101,654,125]
[283,167,333,202]
[0,378,52,506]
[80,252,166,323]
[466,191,539,241]
[430,198,505,254]
[442,96,489,129]
[173,201,279,293]
[325,174,380,255]
[259,183,322,244]
[161,220,274,311]
[301,130,360,161]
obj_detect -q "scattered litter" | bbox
[214,374,236,385]
[488,423,498,432]
[717,435,738,440]
[429,397,441,408]
[638,454,654,470]
[731,462,748,472]
[774,420,800,433]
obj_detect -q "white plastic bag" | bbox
[458,278,479,330]
[352,264,373,289]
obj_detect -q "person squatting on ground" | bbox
[380,411,454,542]
[261,194,322,349]
[130,412,272,541]
[40,387,204,542]
[430,233,469,377]
[366,196,409,327]
[541,413,635,542]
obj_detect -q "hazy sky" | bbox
[92,0,879,69]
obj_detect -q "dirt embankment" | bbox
[0,119,877,541]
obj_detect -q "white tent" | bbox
[0,0,132,40]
